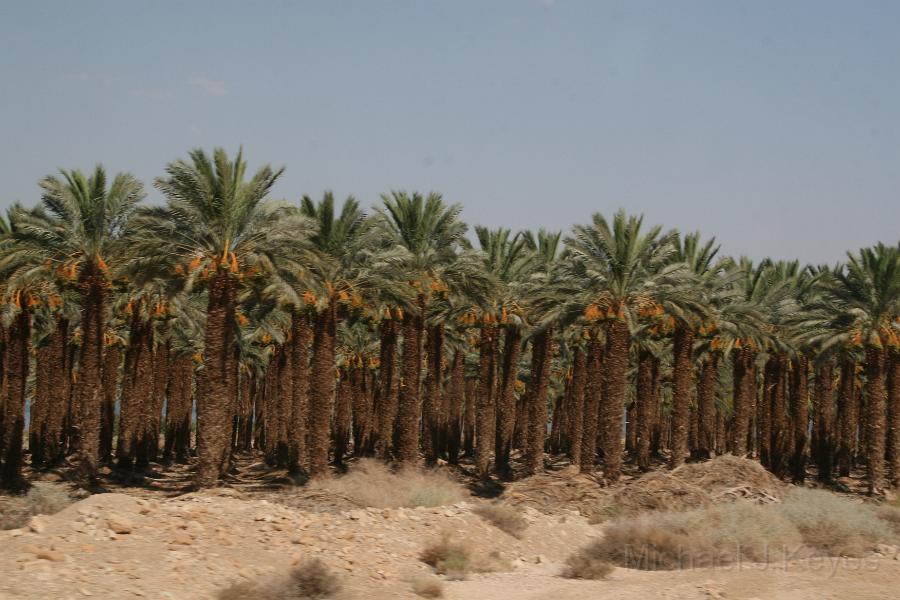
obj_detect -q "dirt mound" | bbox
[609,472,710,517]
[672,455,785,504]
[504,469,607,514]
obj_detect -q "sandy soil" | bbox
[2,483,899,600]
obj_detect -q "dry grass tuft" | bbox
[585,501,805,570]
[473,502,528,538]
[876,504,900,535]
[421,533,473,577]
[581,487,900,571]
[311,459,466,509]
[0,483,73,530]
[777,488,892,557]
[217,559,341,599]
[410,575,444,598]
[562,540,615,579]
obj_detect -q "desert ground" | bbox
[2,456,899,600]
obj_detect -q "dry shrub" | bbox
[419,532,509,578]
[312,459,465,509]
[672,455,785,504]
[218,559,341,599]
[587,501,804,570]
[421,533,472,576]
[562,541,615,579]
[610,472,711,516]
[876,504,900,535]
[777,488,893,557]
[410,575,444,598]
[0,483,72,530]
[473,502,528,538]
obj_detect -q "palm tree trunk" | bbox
[650,357,663,457]
[254,370,268,452]
[567,346,587,468]
[116,310,151,471]
[29,343,52,468]
[601,320,628,481]
[288,312,312,473]
[444,351,465,464]
[308,303,337,476]
[887,351,900,487]
[766,353,789,477]
[333,370,352,467]
[134,320,156,470]
[580,334,603,471]
[670,324,695,468]
[813,360,835,483]
[195,273,236,487]
[423,325,444,466]
[494,327,522,476]
[374,318,398,459]
[164,354,193,463]
[696,354,718,460]
[837,358,857,477]
[464,377,477,457]
[715,408,726,455]
[1,310,31,491]
[0,327,6,462]
[635,348,655,469]
[276,342,293,466]
[395,310,422,465]
[731,347,754,456]
[351,364,371,456]
[625,402,637,456]
[865,347,887,494]
[475,323,498,477]
[550,375,570,455]
[790,355,810,483]
[100,344,120,464]
[146,334,169,465]
[43,320,68,466]
[526,327,553,475]
[75,273,108,484]
[262,355,278,464]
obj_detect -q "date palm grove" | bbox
[0,148,897,496]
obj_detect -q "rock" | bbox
[172,532,193,546]
[185,520,204,535]
[28,516,48,534]
[107,514,133,534]
[35,549,66,562]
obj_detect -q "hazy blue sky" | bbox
[1,1,897,264]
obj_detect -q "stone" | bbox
[172,532,193,546]
[107,514,133,534]
[28,515,48,533]
[35,549,65,562]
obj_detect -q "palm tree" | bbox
[130,148,307,487]
[563,210,672,481]
[289,192,371,476]
[827,243,900,494]
[376,191,481,465]
[474,226,532,476]
[661,231,719,467]
[2,169,144,484]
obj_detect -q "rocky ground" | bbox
[2,458,900,600]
